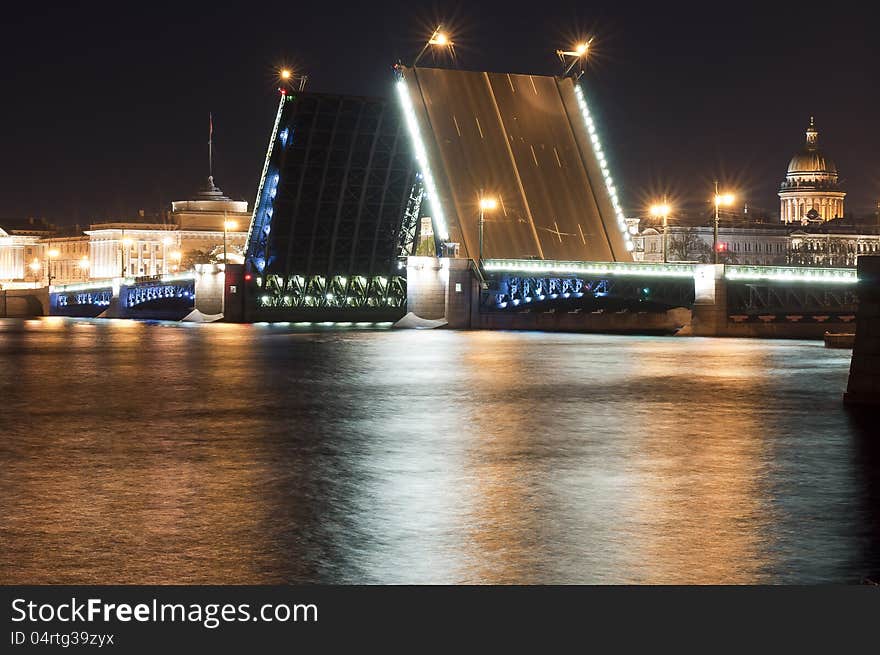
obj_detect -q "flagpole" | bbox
[208,112,213,179]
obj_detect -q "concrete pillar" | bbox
[193,264,225,316]
[844,256,880,405]
[405,256,475,328]
[690,264,727,336]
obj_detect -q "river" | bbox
[1,318,877,584]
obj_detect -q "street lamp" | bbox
[46,248,60,286]
[649,200,671,263]
[713,181,735,264]
[413,25,454,66]
[478,194,499,268]
[557,38,593,77]
[78,255,90,279]
[29,258,41,289]
[223,219,238,267]
[170,250,182,272]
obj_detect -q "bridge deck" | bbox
[399,67,631,262]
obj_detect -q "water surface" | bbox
[1,318,877,584]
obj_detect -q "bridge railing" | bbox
[482,259,695,278]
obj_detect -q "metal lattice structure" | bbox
[396,174,425,263]
[726,282,858,316]
[244,91,416,320]
[486,273,694,311]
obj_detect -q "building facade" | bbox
[1,177,250,287]
[634,225,790,265]
[778,118,845,224]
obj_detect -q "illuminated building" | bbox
[88,178,249,280]
[778,118,845,224]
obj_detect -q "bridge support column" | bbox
[690,265,728,337]
[406,256,475,328]
[194,264,225,317]
[845,256,880,405]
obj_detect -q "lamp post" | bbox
[557,38,593,77]
[223,218,237,267]
[649,199,671,263]
[78,255,90,280]
[29,259,41,289]
[413,25,454,66]
[279,68,308,93]
[478,194,499,268]
[713,181,735,264]
[46,248,59,287]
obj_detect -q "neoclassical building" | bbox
[778,118,845,224]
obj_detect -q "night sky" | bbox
[2,1,877,226]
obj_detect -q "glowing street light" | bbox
[29,258,41,288]
[713,181,736,264]
[414,25,454,66]
[478,193,499,268]
[557,37,593,77]
[649,200,672,263]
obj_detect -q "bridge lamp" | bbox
[557,37,593,77]
[29,258,41,288]
[650,202,672,263]
[478,195,499,268]
[414,25,454,66]
[45,248,60,286]
[712,182,736,264]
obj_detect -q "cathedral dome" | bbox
[778,117,845,224]
[787,150,837,176]
[784,118,837,180]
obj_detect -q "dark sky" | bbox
[2,1,878,225]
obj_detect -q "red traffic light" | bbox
[715,242,728,252]
[244,273,253,281]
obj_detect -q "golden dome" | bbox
[785,117,837,179]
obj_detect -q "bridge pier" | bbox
[690,265,728,336]
[406,256,476,328]
[845,256,880,405]
[0,287,49,317]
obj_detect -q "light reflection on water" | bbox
[0,318,877,584]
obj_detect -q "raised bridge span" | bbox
[396,65,632,262]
